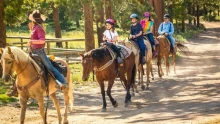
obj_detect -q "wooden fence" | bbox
[7,36,85,64]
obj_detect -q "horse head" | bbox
[1,47,16,81]
[80,51,93,81]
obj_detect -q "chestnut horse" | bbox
[119,39,154,91]
[156,35,188,78]
[80,46,136,112]
[0,47,73,124]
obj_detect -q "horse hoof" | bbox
[136,90,139,93]
[113,102,118,108]
[146,87,149,90]
[141,85,145,90]
[63,121,69,124]
[152,77,154,80]
[101,108,107,112]
[131,93,135,97]
[124,103,129,107]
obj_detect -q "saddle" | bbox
[29,53,68,83]
[116,45,132,59]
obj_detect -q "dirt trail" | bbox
[0,22,220,124]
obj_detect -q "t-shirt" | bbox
[30,24,45,49]
[140,20,154,33]
[103,30,118,43]
[130,23,143,39]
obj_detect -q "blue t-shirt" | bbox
[130,23,143,39]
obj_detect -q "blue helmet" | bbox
[164,14,170,18]
[130,14,138,19]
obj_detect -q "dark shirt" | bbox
[130,22,143,39]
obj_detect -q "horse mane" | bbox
[3,47,28,63]
[91,48,107,62]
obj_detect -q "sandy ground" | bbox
[0,22,220,124]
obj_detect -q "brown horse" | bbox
[156,35,188,77]
[118,39,154,91]
[80,46,136,112]
[0,47,73,124]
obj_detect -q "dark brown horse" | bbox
[156,35,188,78]
[80,46,136,112]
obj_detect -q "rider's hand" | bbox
[129,35,135,39]
[165,33,168,36]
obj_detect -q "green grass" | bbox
[0,81,17,104]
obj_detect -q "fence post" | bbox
[65,41,69,63]
[47,42,50,55]
[21,38,23,50]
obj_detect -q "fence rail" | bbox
[7,36,85,64]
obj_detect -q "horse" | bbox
[80,46,136,112]
[0,47,74,124]
[156,35,188,77]
[119,38,154,91]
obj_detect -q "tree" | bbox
[149,0,165,35]
[0,0,6,47]
[83,0,95,51]
[105,0,113,19]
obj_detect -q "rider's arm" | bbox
[134,23,143,38]
[158,23,164,35]
[29,25,45,45]
[168,23,174,35]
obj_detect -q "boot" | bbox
[141,56,146,64]
[117,57,123,66]
[152,46,158,57]
[170,46,174,53]
[55,80,68,89]
[6,82,18,97]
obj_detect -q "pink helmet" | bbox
[143,12,150,17]
[105,18,115,25]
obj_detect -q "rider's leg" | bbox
[167,35,175,52]
[136,39,146,64]
[147,33,158,56]
[33,49,68,88]
[110,44,123,65]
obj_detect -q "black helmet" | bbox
[164,14,170,18]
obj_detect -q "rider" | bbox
[129,13,146,64]
[140,12,157,57]
[103,18,123,65]
[158,14,175,53]
[28,10,68,88]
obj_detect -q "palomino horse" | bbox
[119,38,154,91]
[156,35,188,78]
[80,46,136,111]
[0,47,73,124]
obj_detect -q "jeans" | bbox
[110,44,121,58]
[147,33,155,46]
[32,48,67,84]
[167,35,175,48]
[135,38,146,56]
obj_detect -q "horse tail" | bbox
[66,64,74,111]
[176,42,189,57]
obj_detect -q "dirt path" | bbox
[0,22,220,124]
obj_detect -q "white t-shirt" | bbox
[103,30,118,43]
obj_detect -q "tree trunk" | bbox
[193,4,196,25]
[52,5,62,47]
[95,1,105,47]
[83,0,95,51]
[181,3,185,32]
[196,4,200,28]
[76,19,80,28]
[105,0,113,19]
[0,0,6,48]
[149,0,165,35]
[188,2,192,25]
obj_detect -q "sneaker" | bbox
[153,51,158,57]
[141,57,146,64]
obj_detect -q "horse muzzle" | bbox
[82,76,89,81]
[2,74,10,82]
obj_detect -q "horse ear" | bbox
[79,53,84,58]
[7,47,12,54]
[0,48,3,54]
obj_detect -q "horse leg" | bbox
[125,69,133,107]
[62,88,70,124]
[36,95,46,124]
[139,64,145,90]
[173,53,176,74]
[157,57,162,78]
[165,55,170,76]
[97,80,106,112]
[146,61,151,90]
[19,96,28,124]
[49,93,62,124]
[150,63,154,80]
[107,80,118,108]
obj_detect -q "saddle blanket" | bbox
[117,45,132,59]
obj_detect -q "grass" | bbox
[0,81,17,104]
